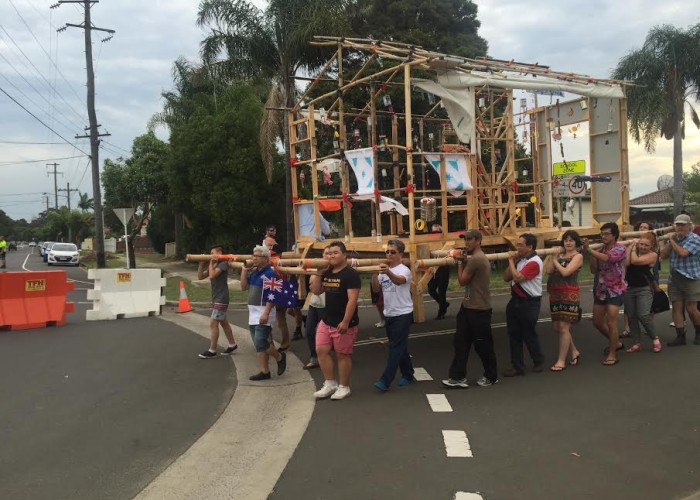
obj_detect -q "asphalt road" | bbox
[0,248,236,499]
[257,288,700,500]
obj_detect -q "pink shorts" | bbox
[315,320,358,355]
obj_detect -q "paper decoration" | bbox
[424,153,473,196]
[344,147,375,195]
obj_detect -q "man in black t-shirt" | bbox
[309,240,361,400]
[197,245,238,359]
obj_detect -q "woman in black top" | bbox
[624,232,662,353]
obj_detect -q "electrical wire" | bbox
[0,85,90,156]
[0,155,85,166]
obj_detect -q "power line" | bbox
[0,25,86,127]
[0,192,46,196]
[7,0,87,113]
[0,85,90,156]
[0,140,69,144]
[101,140,130,155]
[0,155,84,166]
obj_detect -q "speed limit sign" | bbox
[569,177,586,196]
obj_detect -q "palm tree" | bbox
[77,192,94,213]
[196,0,354,248]
[612,24,700,214]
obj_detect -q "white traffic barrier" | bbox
[86,268,166,321]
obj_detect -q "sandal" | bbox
[601,358,618,366]
[603,343,624,355]
[550,365,566,372]
[569,354,581,366]
[652,338,662,353]
[626,343,641,353]
[278,345,290,352]
[303,362,319,370]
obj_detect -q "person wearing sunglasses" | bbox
[583,222,627,365]
[371,240,415,391]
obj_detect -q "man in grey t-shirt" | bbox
[198,245,238,359]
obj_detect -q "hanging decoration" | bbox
[323,168,333,186]
[299,170,306,187]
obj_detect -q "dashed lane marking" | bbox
[455,493,484,500]
[442,430,473,458]
[413,367,433,381]
[427,394,453,412]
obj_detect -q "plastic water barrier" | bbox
[0,271,75,330]
[87,268,166,321]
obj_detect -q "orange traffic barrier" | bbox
[0,271,75,330]
[177,281,193,313]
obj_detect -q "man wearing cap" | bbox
[503,233,545,377]
[660,214,700,346]
[442,230,498,388]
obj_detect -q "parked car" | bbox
[40,241,53,257]
[47,243,80,266]
[28,241,37,247]
[43,242,56,262]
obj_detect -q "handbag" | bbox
[650,289,670,314]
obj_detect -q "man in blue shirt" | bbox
[660,214,700,346]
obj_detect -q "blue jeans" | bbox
[506,296,544,372]
[379,312,414,385]
[248,324,272,353]
[305,306,324,360]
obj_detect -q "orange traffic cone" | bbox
[177,281,193,313]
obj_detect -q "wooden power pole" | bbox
[53,0,113,267]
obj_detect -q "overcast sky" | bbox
[1,0,699,220]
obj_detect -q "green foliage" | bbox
[352,0,488,57]
[36,207,93,244]
[683,162,700,205]
[167,81,287,254]
[146,204,176,254]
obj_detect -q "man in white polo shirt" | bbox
[503,233,545,377]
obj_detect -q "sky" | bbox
[1,0,700,220]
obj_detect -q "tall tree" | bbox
[352,0,487,57]
[77,192,94,212]
[613,24,700,214]
[196,0,354,249]
[102,132,170,268]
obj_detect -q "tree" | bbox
[196,0,355,249]
[77,192,94,212]
[102,132,170,268]
[352,0,487,57]
[613,24,700,214]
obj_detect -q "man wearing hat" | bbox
[660,214,700,346]
[442,230,499,388]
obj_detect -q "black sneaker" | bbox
[198,350,218,359]
[667,335,686,347]
[221,345,238,355]
[249,372,271,381]
[277,351,287,376]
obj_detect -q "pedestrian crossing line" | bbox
[427,394,453,412]
[442,430,473,458]
[454,493,484,500]
[413,367,433,381]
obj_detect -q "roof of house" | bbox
[630,188,672,206]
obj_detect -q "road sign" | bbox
[552,159,586,175]
[552,176,571,198]
[569,177,587,196]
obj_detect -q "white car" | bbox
[47,243,80,266]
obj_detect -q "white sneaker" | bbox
[441,378,469,389]
[476,376,499,387]
[313,381,338,399]
[375,320,385,328]
[669,321,675,327]
[330,385,352,400]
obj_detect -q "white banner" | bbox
[344,147,375,195]
[424,153,473,196]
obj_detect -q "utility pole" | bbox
[42,193,50,214]
[53,0,113,268]
[58,182,79,210]
[46,162,63,209]
[58,182,80,243]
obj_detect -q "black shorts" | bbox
[593,293,624,307]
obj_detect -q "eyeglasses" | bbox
[385,250,398,255]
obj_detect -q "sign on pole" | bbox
[568,177,587,197]
[114,208,135,267]
[552,159,586,176]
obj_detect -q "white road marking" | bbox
[443,430,473,458]
[427,394,453,412]
[21,253,32,271]
[455,493,484,500]
[413,367,433,381]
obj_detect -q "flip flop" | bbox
[303,362,319,370]
[550,365,566,372]
[601,358,618,366]
[569,354,581,366]
[278,345,290,352]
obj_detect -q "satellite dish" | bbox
[657,174,674,190]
